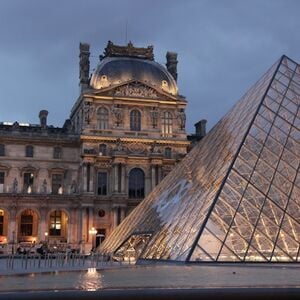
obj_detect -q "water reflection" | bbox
[75,268,103,291]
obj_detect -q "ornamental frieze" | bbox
[114,83,159,99]
[128,142,146,154]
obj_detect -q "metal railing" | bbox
[3,252,114,271]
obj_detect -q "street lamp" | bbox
[44,232,48,243]
[89,227,97,251]
[12,231,15,254]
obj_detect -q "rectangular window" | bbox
[52,174,63,194]
[23,173,34,193]
[0,144,5,156]
[20,215,33,236]
[53,147,62,159]
[49,211,61,236]
[97,172,107,195]
[162,112,173,137]
[0,172,4,193]
[25,145,34,157]
[165,147,172,158]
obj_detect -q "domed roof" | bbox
[90,57,178,96]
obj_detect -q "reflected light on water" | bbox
[75,268,103,291]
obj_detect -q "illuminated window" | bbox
[130,110,141,131]
[129,168,145,198]
[52,174,63,194]
[25,145,34,157]
[162,112,173,137]
[97,107,109,129]
[49,210,61,236]
[23,173,34,193]
[97,172,107,195]
[0,144,5,156]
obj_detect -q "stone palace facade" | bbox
[0,41,190,253]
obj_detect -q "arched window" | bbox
[20,209,34,236]
[128,168,145,198]
[162,112,173,137]
[99,144,107,156]
[97,107,109,129]
[25,145,34,157]
[130,110,141,131]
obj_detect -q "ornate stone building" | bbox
[0,41,189,253]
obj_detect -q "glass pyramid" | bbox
[100,56,300,262]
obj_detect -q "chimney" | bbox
[194,119,207,138]
[39,110,48,128]
[166,51,178,81]
[79,42,90,88]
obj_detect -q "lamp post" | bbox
[12,231,15,254]
[89,227,97,252]
[44,232,48,244]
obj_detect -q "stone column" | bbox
[83,164,87,192]
[121,164,125,193]
[113,207,118,229]
[87,207,94,243]
[71,208,78,246]
[151,165,156,190]
[89,164,94,193]
[39,208,47,242]
[67,209,73,244]
[8,206,17,248]
[80,208,87,254]
[113,164,118,193]
[77,207,82,245]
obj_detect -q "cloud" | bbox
[0,0,299,130]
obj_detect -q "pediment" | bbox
[92,81,177,101]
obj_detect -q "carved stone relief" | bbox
[149,141,161,154]
[128,143,146,154]
[176,109,186,130]
[114,83,159,99]
[111,105,124,127]
[83,101,94,125]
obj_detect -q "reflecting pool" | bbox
[0,264,300,293]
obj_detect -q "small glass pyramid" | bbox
[100,56,300,263]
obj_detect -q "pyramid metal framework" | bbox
[100,56,300,262]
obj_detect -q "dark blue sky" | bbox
[0,0,299,132]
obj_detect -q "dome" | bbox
[90,57,178,96]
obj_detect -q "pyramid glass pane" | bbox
[100,56,300,263]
